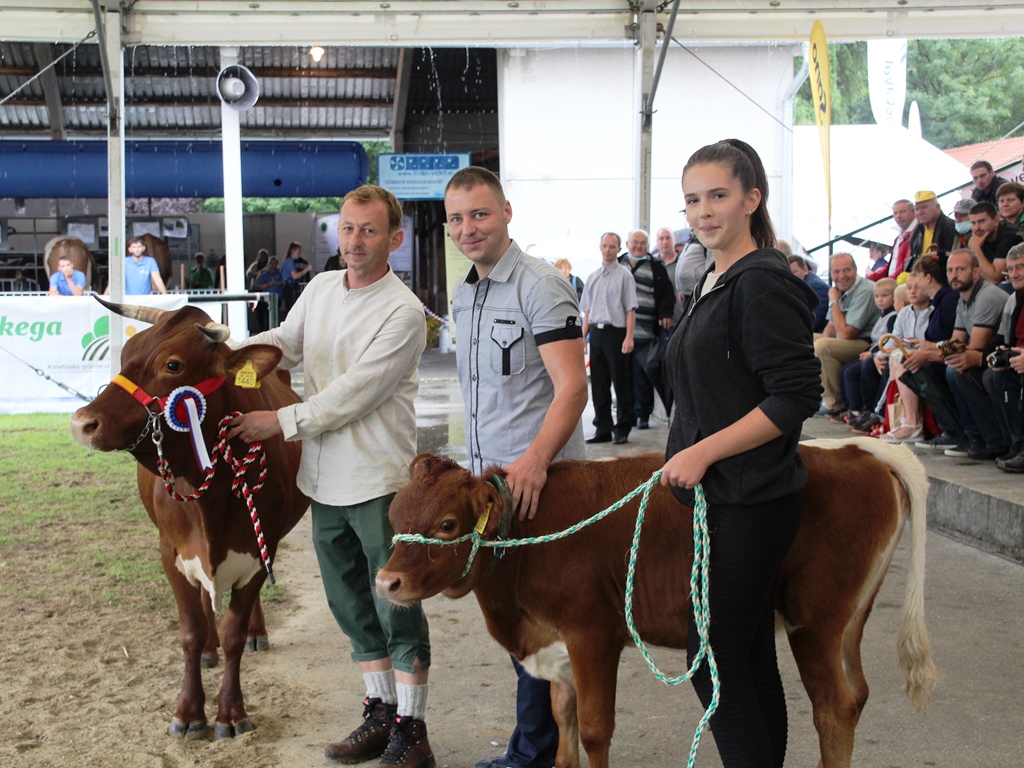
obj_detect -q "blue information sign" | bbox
[378,153,472,200]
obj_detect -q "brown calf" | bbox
[377,437,936,768]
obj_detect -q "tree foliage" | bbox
[795,37,1024,150]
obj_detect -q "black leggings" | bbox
[687,492,802,768]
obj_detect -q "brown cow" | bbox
[44,236,99,291]
[139,233,173,287]
[70,299,308,740]
[377,438,937,768]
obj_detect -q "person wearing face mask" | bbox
[951,198,975,250]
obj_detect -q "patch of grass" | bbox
[0,414,167,612]
[0,414,280,615]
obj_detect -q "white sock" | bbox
[364,669,397,705]
[396,682,428,721]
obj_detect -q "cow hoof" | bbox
[201,652,219,669]
[169,717,208,740]
[235,718,255,735]
[213,722,234,740]
[252,635,269,652]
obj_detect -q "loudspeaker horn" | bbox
[216,64,260,111]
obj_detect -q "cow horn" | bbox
[196,322,232,343]
[93,295,169,326]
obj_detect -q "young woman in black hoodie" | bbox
[660,140,822,767]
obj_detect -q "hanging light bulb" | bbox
[310,46,325,63]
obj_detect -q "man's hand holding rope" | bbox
[228,411,283,443]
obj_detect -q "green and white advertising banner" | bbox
[0,295,186,414]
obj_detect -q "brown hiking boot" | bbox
[325,697,397,764]
[378,716,435,768]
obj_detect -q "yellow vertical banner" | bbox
[809,20,832,226]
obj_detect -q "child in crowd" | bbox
[837,278,898,431]
[877,273,935,442]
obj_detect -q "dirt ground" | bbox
[3,362,1023,767]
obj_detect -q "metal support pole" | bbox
[93,3,126,372]
[219,46,249,340]
[634,9,656,233]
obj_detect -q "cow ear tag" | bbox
[235,360,261,389]
[475,502,493,535]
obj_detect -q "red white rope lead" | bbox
[155,412,276,584]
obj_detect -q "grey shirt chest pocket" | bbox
[490,322,526,375]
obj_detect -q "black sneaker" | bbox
[945,436,982,458]
[915,431,959,451]
[378,716,435,768]
[997,450,1024,473]
[968,443,1009,461]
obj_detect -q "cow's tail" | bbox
[847,437,937,713]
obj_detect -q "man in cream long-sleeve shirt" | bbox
[229,186,434,768]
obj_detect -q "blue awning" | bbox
[0,140,367,198]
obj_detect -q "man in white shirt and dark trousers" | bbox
[581,232,638,444]
[228,185,435,768]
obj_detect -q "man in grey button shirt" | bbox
[580,232,637,444]
[446,166,587,768]
[813,252,878,413]
[942,248,1010,459]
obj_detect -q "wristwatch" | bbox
[828,299,839,306]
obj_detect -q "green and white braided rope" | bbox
[392,472,719,766]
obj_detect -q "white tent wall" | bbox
[648,44,800,237]
[498,43,796,276]
[792,124,974,270]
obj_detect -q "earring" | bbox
[746,210,752,216]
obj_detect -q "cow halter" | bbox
[112,374,226,470]
[109,372,276,584]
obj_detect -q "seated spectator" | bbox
[951,199,974,250]
[997,181,1024,230]
[938,249,1010,460]
[907,190,957,275]
[864,242,891,281]
[814,253,878,415]
[887,199,917,281]
[189,252,215,290]
[48,255,86,296]
[970,160,1010,207]
[986,243,1024,470]
[968,202,1023,286]
[789,254,829,333]
[878,273,935,442]
[836,278,898,429]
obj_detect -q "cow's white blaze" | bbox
[175,550,262,609]
[520,642,574,685]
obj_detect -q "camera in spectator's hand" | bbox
[937,338,967,359]
[988,347,1021,369]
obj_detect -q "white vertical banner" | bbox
[867,39,908,127]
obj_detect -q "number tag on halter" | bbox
[235,360,261,389]
[475,502,493,535]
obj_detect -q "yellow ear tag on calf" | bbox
[475,502,493,535]
[234,360,261,389]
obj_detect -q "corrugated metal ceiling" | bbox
[0,43,496,139]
